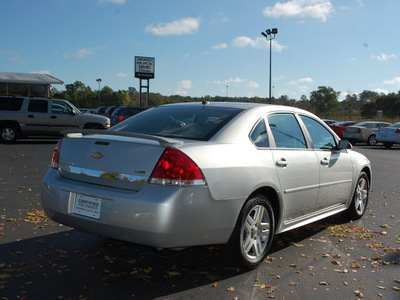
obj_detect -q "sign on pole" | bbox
[135,56,155,79]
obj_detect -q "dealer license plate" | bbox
[74,194,102,219]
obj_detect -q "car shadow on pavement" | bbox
[0,215,342,300]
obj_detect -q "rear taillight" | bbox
[149,149,206,187]
[396,129,400,134]
[356,128,361,133]
[118,116,124,122]
[51,138,63,169]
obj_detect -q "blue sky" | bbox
[1,0,400,101]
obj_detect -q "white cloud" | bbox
[98,0,126,4]
[73,48,93,58]
[246,81,260,88]
[145,17,200,36]
[374,88,389,95]
[174,80,193,95]
[263,0,334,22]
[372,53,397,61]
[232,36,286,52]
[383,76,400,87]
[287,77,314,85]
[232,36,264,48]
[117,71,128,78]
[30,70,51,75]
[213,43,227,50]
[214,77,244,85]
[209,14,228,25]
[298,77,314,83]
[213,77,260,89]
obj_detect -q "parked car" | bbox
[323,119,336,125]
[330,121,359,139]
[42,102,371,268]
[110,106,148,126]
[79,108,96,114]
[95,106,107,115]
[376,122,400,148]
[343,121,391,146]
[104,106,117,119]
[0,96,110,143]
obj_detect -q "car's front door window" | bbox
[300,116,336,150]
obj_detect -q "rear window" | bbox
[111,104,242,141]
[124,107,147,116]
[0,97,24,111]
[112,107,127,116]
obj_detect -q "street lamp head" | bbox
[261,32,268,37]
[96,78,102,83]
[266,29,271,35]
[272,28,278,34]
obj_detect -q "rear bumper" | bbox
[376,135,400,144]
[41,169,243,248]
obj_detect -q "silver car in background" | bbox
[343,121,391,146]
[41,102,371,268]
[376,122,400,148]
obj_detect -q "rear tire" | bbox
[367,135,376,146]
[345,172,369,220]
[224,195,274,269]
[383,142,393,149]
[0,125,19,143]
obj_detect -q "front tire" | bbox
[225,195,274,268]
[345,172,369,220]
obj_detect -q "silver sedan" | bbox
[41,102,371,268]
[343,121,391,146]
[376,122,400,148]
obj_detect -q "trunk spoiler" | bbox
[61,129,183,148]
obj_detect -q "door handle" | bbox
[51,116,57,119]
[28,115,34,118]
[276,158,288,167]
[321,157,329,165]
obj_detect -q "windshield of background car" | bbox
[111,105,243,141]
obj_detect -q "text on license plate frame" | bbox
[74,194,102,219]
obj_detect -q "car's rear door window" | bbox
[267,113,307,148]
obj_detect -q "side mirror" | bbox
[337,139,352,150]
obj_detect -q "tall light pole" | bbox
[261,28,278,104]
[96,78,102,107]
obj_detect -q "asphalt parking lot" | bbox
[0,139,399,299]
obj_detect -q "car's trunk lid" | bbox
[58,130,183,191]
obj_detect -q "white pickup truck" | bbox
[0,96,110,143]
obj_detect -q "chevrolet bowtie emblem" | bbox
[91,152,104,159]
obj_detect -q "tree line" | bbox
[51,81,400,120]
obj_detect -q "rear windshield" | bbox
[110,104,243,141]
